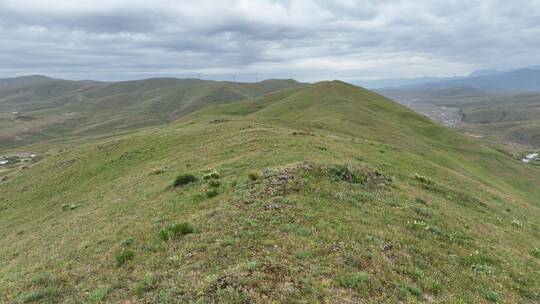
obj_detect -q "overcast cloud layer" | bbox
[0,0,539,81]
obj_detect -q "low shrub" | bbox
[295,250,313,260]
[133,276,158,295]
[210,118,229,124]
[413,207,431,218]
[158,229,169,241]
[531,247,540,258]
[206,188,219,198]
[30,273,56,287]
[292,130,315,136]
[16,286,62,304]
[151,169,165,175]
[115,250,135,267]
[330,164,361,183]
[159,222,194,241]
[87,288,108,303]
[511,219,522,228]
[248,172,260,181]
[415,197,428,205]
[337,271,369,289]
[398,283,422,299]
[363,234,376,242]
[203,170,220,180]
[314,164,391,187]
[480,289,499,302]
[414,173,434,185]
[208,179,221,188]
[173,174,197,187]
[17,273,65,303]
[243,260,259,271]
[122,236,134,246]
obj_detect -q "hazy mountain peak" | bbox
[468,69,504,77]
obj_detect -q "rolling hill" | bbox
[0,77,303,150]
[1,81,539,303]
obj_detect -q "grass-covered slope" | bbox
[1,81,539,303]
[0,78,303,150]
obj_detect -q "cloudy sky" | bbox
[0,0,538,82]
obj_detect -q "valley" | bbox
[379,88,540,164]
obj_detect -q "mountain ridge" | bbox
[0,77,304,150]
[356,67,540,92]
[0,75,58,87]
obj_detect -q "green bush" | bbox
[531,247,540,258]
[133,276,158,295]
[480,289,499,302]
[115,249,135,267]
[122,236,134,246]
[337,271,369,289]
[330,165,361,183]
[208,179,221,188]
[170,223,194,235]
[206,188,219,198]
[87,288,108,303]
[413,207,431,218]
[173,174,197,187]
[203,170,220,180]
[151,169,165,175]
[295,251,313,260]
[243,260,259,271]
[398,283,422,299]
[414,173,434,185]
[415,197,428,205]
[17,273,65,303]
[30,273,55,286]
[248,172,260,181]
[16,286,62,304]
[159,222,194,241]
[158,229,169,241]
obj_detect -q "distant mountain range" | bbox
[356,66,540,92]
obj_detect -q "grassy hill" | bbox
[1,81,539,303]
[0,77,303,150]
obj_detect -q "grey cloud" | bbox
[0,0,538,81]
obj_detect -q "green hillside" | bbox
[0,78,303,150]
[1,81,539,303]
